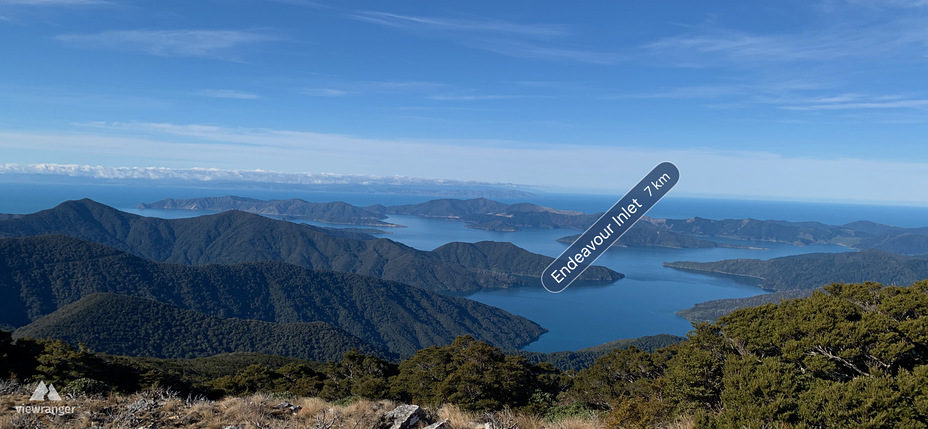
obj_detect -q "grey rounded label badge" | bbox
[542,162,679,293]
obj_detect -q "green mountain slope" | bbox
[14,293,386,361]
[0,235,546,356]
[517,334,684,371]
[676,289,816,324]
[653,217,853,246]
[664,249,928,291]
[667,249,928,322]
[0,199,620,292]
[649,217,928,254]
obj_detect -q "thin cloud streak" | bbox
[468,39,622,64]
[0,0,110,4]
[352,10,621,64]
[194,89,261,99]
[615,84,750,100]
[266,0,325,8]
[782,99,928,110]
[300,88,352,97]
[644,18,928,67]
[351,11,568,38]
[429,94,522,101]
[0,163,511,187]
[56,29,279,59]
[297,80,443,98]
[844,0,928,8]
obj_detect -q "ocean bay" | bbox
[366,214,849,352]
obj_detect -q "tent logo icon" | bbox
[30,381,62,401]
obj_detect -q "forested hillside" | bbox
[0,235,545,356]
[668,249,928,322]
[13,293,388,361]
[5,280,928,427]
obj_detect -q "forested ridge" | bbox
[670,249,928,323]
[0,235,545,357]
[13,293,389,361]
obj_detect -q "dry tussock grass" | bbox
[514,414,605,429]
[437,404,477,428]
[1,383,616,429]
[436,404,607,429]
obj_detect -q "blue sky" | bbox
[1,0,927,204]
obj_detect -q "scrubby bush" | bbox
[64,377,111,397]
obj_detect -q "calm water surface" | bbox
[374,214,848,352]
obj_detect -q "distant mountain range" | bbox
[0,235,546,357]
[648,217,928,255]
[140,196,600,231]
[0,199,621,293]
[667,249,928,323]
[139,196,928,255]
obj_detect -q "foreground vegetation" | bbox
[4,280,928,427]
[0,386,611,429]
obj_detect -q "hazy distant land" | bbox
[142,196,928,255]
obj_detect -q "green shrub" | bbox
[64,377,111,397]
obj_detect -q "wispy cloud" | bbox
[614,81,928,115]
[0,0,110,5]
[0,163,510,188]
[194,89,261,99]
[609,79,831,103]
[782,98,928,110]
[300,88,353,97]
[644,17,928,68]
[844,0,928,8]
[612,84,750,100]
[429,93,522,101]
[467,39,622,64]
[351,11,567,38]
[361,80,442,91]
[56,29,278,60]
[298,80,442,98]
[266,0,324,8]
[352,11,619,64]
[646,29,853,66]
